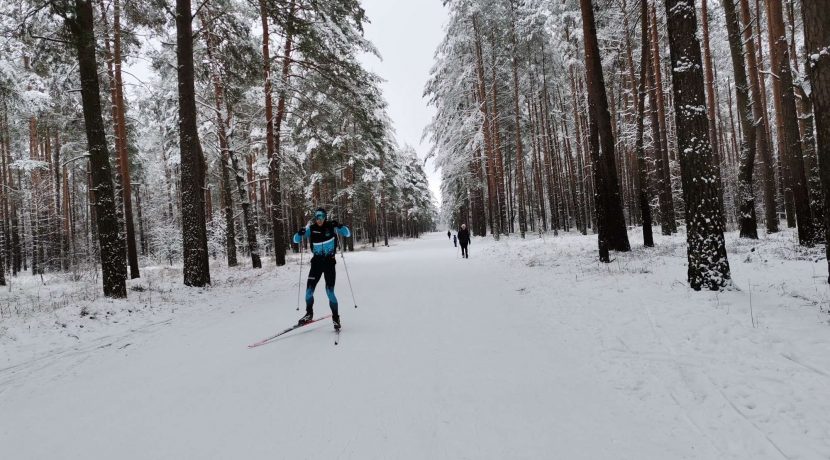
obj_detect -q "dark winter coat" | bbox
[457,228,470,246]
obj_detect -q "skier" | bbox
[292,208,351,330]
[453,234,457,247]
[447,230,451,240]
[458,223,470,259]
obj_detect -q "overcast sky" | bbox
[358,0,447,207]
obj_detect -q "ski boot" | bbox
[332,314,341,331]
[298,310,313,326]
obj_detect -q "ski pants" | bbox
[460,243,468,258]
[306,256,338,315]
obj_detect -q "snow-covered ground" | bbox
[1,229,829,459]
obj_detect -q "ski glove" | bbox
[293,227,310,245]
[330,221,351,238]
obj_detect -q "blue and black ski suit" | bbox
[293,221,351,315]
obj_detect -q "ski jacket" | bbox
[458,228,470,245]
[293,221,351,257]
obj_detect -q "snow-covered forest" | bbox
[2,0,830,458]
[0,0,436,295]
[427,0,830,290]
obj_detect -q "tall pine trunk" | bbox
[112,0,139,278]
[65,0,127,297]
[800,0,830,278]
[663,0,731,290]
[579,0,631,260]
[767,0,815,245]
[723,0,758,238]
[472,16,498,238]
[635,0,654,247]
[509,0,527,238]
[739,0,778,234]
[176,0,211,286]
[650,5,678,234]
[267,0,297,266]
[201,9,238,268]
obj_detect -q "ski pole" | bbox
[338,235,358,308]
[296,235,304,311]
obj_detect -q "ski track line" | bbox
[779,352,830,378]
[496,237,814,459]
[635,289,792,459]
[0,318,174,391]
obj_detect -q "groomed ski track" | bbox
[2,231,827,459]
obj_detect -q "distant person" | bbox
[292,207,350,330]
[458,223,470,259]
[453,234,457,247]
[447,230,451,240]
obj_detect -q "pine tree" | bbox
[663,0,731,290]
[634,0,654,248]
[579,0,630,260]
[767,0,814,246]
[722,0,758,238]
[176,0,211,286]
[800,0,830,279]
[63,0,128,297]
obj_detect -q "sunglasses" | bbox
[315,212,326,220]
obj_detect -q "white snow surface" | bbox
[2,230,829,459]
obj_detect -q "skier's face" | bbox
[314,211,326,224]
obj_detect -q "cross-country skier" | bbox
[453,234,457,247]
[292,208,351,330]
[447,230,451,239]
[458,224,470,258]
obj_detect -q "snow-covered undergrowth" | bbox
[481,228,830,458]
[0,256,297,370]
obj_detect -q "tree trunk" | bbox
[663,0,732,290]
[0,109,7,285]
[0,114,5,286]
[509,0,527,238]
[201,9,238,267]
[789,3,824,239]
[702,0,734,231]
[800,0,830,278]
[579,0,631,259]
[111,0,139,278]
[65,0,128,297]
[176,0,211,286]
[472,17,499,238]
[635,0,654,247]
[739,0,778,234]
[133,183,146,256]
[650,5,678,234]
[723,0,759,238]
[701,0,720,179]
[491,54,508,234]
[765,0,796,228]
[767,0,815,245]
[267,0,297,266]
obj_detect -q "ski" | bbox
[248,314,333,348]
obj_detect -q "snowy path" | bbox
[2,232,829,459]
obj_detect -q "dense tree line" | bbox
[426,0,830,289]
[0,0,436,295]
